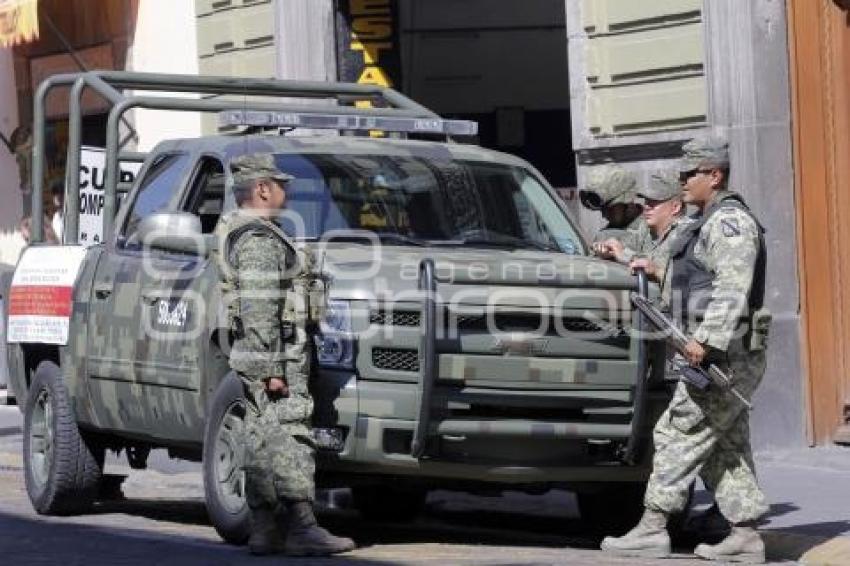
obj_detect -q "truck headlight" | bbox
[315,299,355,369]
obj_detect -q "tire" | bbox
[23,361,104,515]
[577,482,646,536]
[203,373,250,545]
[352,485,427,522]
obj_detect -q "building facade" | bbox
[1,0,847,448]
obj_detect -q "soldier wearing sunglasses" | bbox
[602,135,771,564]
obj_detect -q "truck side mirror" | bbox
[131,212,208,256]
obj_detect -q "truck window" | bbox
[121,153,190,244]
[183,157,225,234]
[267,153,582,254]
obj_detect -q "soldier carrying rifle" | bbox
[601,135,772,563]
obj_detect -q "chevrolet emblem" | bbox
[492,334,549,356]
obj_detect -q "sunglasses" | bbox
[679,168,714,183]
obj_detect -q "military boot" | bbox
[283,500,356,556]
[600,508,671,558]
[693,523,765,563]
[247,506,287,555]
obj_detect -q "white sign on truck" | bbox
[6,246,88,345]
[78,146,142,247]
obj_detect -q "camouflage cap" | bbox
[638,170,681,201]
[579,164,637,210]
[230,153,294,185]
[679,135,729,172]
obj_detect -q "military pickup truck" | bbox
[5,71,667,543]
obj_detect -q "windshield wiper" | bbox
[324,232,425,246]
[433,232,560,252]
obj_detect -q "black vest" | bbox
[668,193,766,327]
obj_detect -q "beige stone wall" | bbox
[0,47,23,268]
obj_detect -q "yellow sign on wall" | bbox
[0,0,39,48]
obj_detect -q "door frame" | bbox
[787,0,850,444]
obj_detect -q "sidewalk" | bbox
[0,404,848,564]
[699,447,850,565]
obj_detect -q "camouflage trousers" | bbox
[644,340,769,524]
[242,384,316,508]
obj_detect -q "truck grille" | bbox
[370,311,421,327]
[370,309,617,335]
[372,347,419,372]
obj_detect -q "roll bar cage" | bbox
[30,70,472,244]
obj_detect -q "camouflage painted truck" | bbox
[4,71,668,543]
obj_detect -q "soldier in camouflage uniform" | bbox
[579,164,648,249]
[214,153,354,557]
[595,170,691,296]
[601,136,770,563]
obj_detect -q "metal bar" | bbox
[103,94,437,243]
[90,70,436,115]
[118,151,147,162]
[623,269,650,465]
[31,73,81,243]
[412,258,438,458]
[436,419,632,439]
[65,75,125,245]
[64,78,85,245]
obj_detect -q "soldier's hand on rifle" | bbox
[265,376,290,397]
[683,338,707,366]
[629,256,658,278]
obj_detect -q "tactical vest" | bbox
[668,192,766,329]
[214,212,329,341]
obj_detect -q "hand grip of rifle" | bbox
[630,292,753,410]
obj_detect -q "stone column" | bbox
[702,0,804,448]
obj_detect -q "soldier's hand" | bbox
[265,376,289,397]
[629,257,657,278]
[593,239,624,260]
[683,339,707,366]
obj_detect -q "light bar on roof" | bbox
[218,109,478,136]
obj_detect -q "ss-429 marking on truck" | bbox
[4,71,667,543]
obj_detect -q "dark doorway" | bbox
[397,0,574,187]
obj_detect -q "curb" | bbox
[764,531,850,565]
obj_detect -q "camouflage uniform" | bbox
[579,164,647,246]
[213,157,317,508]
[643,188,769,525]
[622,170,694,303]
[217,210,317,507]
[596,214,649,249]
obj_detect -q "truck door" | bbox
[133,156,226,442]
[86,152,191,434]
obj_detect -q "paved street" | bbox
[0,405,845,564]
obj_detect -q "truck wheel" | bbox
[23,361,104,515]
[352,485,427,521]
[203,374,249,545]
[577,482,646,536]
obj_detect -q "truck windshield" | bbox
[270,152,583,254]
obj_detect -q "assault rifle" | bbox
[631,293,752,410]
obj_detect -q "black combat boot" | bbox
[247,505,287,555]
[283,500,356,556]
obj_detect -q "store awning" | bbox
[0,0,39,48]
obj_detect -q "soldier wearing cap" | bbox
[601,136,770,563]
[580,164,648,248]
[214,153,355,557]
